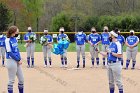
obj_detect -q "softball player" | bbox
[117,31,125,66]
[57,27,69,68]
[24,27,36,68]
[5,26,24,93]
[0,32,6,66]
[40,29,53,68]
[75,28,86,68]
[125,30,139,69]
[99,31,123,93]
[101,26,110,67]
[88,27,101,67]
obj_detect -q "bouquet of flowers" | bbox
[40,36,48,46]
[29,33,36,42]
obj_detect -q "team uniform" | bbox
[57,33,69,67]
[101,32,110,66]
[0,34,6,66]
[75,32,86,68]
[117,35,125,66]
[5,37,24,93]
[24,32,36,68]
[88,33,101,66]
[107,41,123,93]
[125,35,139,69]
[40,34,53,67]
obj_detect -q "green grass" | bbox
[18,42,140,52]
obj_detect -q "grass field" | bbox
[18,42,140,52]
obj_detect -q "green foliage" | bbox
[0,3,12,32]
[51,12,70,32]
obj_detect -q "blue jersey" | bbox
[5,37,21,62]
[0,34,6,47]
[75,33,86,45]
[117,35,125,45]
[24,32,36,40]
[108,41,122,61]
[101,32,110,45]
[88,33,101,44]
[126,35,139,45]
[57,34,69,41]
[40,35,53,43]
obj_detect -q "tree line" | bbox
[1,0,140,32]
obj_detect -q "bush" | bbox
[0,3,12,32]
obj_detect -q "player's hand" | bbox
[107,49,111,53]
[18,61,22,65]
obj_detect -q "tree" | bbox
[0,3,12,32]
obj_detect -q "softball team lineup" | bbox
[20,26,139,70]
[0,25,139,93]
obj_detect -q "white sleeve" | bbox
[116,42,122,54]
[5,38,11,52]
[137,36,139,42]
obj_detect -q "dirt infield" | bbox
[0,52,140,93]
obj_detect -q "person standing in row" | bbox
[24,27,36,68]
[75,28,87,68]
[125,30,139,70]
[5,26,24,93]
[88,27,101,67]
[117,30,125,66]
[40,29,53,68]
[101,26,110,67]
[57,27,69,68]
[0,32,6,67]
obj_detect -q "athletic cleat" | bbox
[44,65,47,68]
[64,65,68,68]
[49,65,52,68]
[83,64,85,68]
[131,67,135,70]
[124,67,128,70]
[60,65,64,68]
[2,64,5,67]
[90,65,94,68]
[76,65,80,68]
[27,65,30,68]
[31,65,34,68]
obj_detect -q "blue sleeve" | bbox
[8,52,21,62]
[57,35,60,41]
[24,34,27,40]
[48,36,53,43]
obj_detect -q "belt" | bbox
[108,60,116,63]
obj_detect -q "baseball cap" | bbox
[110,31,118,37]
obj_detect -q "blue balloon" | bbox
[53,39,70,55]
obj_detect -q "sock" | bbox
[91,58,94,65]
[121,58,123,66]
[96,58,99,65]
[8,85,13,93]
[18,83,24,93]
[119,89,123,93]
[2,58,4,65]
[49,58,52,65]
[44,58,47,65]
[126,59,130,68]
[132,60,136,68]
[64,57,67,65]
[103,58,105,66]
[77,57,80,66]
[83,58,85,66]
[110,88,114,93]
[61,57,64,65]
[31,58,34,66]
[27,57,30,66]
